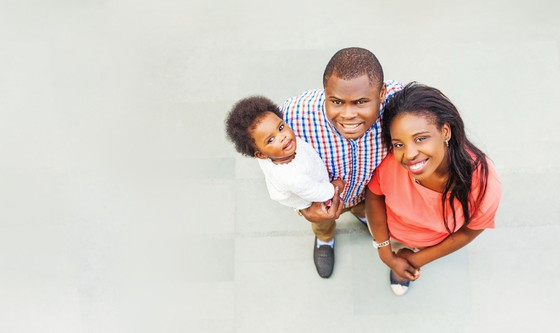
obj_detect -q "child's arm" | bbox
[289,175,341,206]
[365,188,420,281]
[396,226,484,268]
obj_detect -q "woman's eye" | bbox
[416,137,427,143]
[393,143,403,149]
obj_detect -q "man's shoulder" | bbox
[280,89,325,115]
[384,80,404,96]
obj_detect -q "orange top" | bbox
[368,153,502,248]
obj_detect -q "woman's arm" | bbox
[365,188,420,281]
[398,226,484,268]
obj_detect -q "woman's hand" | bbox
[395,248,416,262]
[385,252,421,281]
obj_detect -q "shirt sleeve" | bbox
[289,179,335,204]
[280,95,297,123]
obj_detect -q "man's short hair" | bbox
[323,47,384,89]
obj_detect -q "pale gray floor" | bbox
[1,1,559,332]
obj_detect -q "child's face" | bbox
[389,113,450,184]
[324,74,386,140]
[252,112,297,163]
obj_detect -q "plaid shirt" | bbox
[281,80,403,208]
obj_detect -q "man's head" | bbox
[323,47,386,140]
[323,47,384,90]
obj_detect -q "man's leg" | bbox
[311,219,336,278]
[350,201,367,224]
[311,219,336,243]
[309,203,365,278]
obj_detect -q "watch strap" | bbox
[372,239,390,249]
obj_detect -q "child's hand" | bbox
[331,178,345,196]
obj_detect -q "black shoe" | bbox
[313,237,334,278]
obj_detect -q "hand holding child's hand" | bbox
[300,185,344,223]
[331,178,345,196]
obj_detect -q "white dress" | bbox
[257,137,334,210]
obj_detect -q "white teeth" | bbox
[342,123,359,129]
[409,160,427,171]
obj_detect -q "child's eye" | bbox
[279,124,284,131]
[267,137,275,144]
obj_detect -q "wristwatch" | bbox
[372,239,390,249]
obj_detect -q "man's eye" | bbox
[356,100,365,105]
[332,100,342,105]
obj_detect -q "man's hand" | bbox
[331,178,345,195]
[300,187,344,223]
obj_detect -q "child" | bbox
[225,96,344,211]
[365,83,502,296]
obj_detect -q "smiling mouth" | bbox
[407,159,428,173]
[339,123,361,130]
[283,140,294,151]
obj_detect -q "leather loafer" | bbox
[313,237,334,278]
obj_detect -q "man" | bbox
[281,47,402,278]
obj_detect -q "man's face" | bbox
[324,74,386,140]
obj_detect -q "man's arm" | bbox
[298,186,343,223]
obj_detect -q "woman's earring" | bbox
[445,139,449,147]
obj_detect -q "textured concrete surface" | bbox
[1,0,559,332]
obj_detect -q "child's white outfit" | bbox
[257,137,334,210]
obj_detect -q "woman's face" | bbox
[389,113,450,185]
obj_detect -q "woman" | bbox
[366,82,502,296]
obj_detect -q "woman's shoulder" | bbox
[377,153,401,174]
[374,153,410,189]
